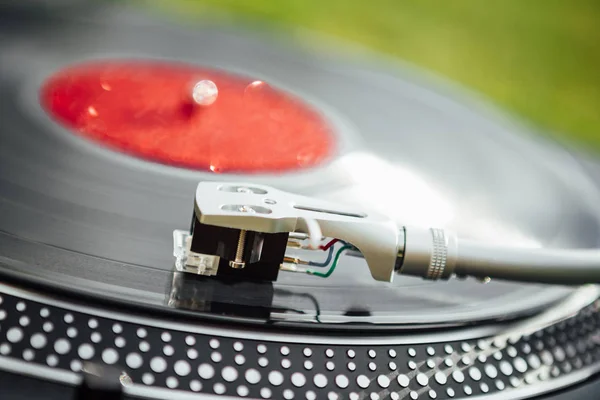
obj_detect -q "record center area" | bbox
[41,60,335,173]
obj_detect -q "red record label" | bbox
[40,61,335,173]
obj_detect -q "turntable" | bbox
[1,3,599,400]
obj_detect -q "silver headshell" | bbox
[192,181,402,282]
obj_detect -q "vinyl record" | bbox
[1,4,599,330]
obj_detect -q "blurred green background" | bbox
[144,0,600,151]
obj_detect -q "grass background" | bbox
[144,0,600,151]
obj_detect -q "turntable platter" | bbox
[0,5,598,328]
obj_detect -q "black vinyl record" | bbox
[1,4,599,330]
